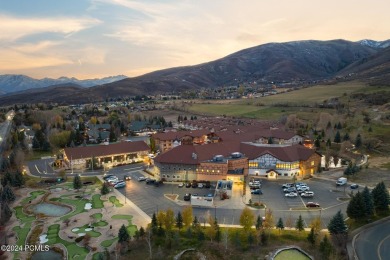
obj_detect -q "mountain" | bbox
[358,39,390,49]
[0,39,388,105]
[0,74,127,94]
[338,46,390,85]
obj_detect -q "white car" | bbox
[138,176,146,181]
[285,192,298,198]
[198,183,204,188]
[297,186,310,191]
[178,183,184,188]
[301,191,314,197]
[106,177,118,183]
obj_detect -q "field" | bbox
[187,82,367,119]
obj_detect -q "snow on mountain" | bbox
[358,39,390,49]
[0,74,127,95]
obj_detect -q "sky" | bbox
[1,0,390,79]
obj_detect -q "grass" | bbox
[20,190,46,205]
[380,162,390,170]
[46,224,89,259]
[111,215,137,235]
[100,237,118,248]
[26,150,54,161]
[109,196,123,207]
[13,206,36,223]
[58,198,88,221]
[93,220,108,227]
[92,194,105,209]
[71,224,102,237]
[91,213,103,220]
[12,222,32,246]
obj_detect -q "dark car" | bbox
[146,179,156,185]
[183,193,191,201]
[306,202,320,208]
[185,182,191,188]
[191,182,198,188]
[350,184,359,189]
[124,175,131,181]
[251,189,263,195]
[205,181,211,188]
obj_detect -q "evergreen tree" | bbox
[247,232,254,247]
[100,182,110,196]
[295,215,304,231]
[326,138,331,147]
[347,191,366,219]
[368,126,373,132]
[334,131,341,143]
[175,212,183,230]
[343,132,350,141]
[268,137,273,144]
[337,122,342,129]
[0,203,12,225]
[139,227,145,237]
[73,175,82,191]
[355,134,362,148]
[362,186,374,217]
[307,227,316,246]
[118,224,130,243]
[372,181,390,212]
[1,185,16,203]
[260,230,268,245]
[315,138,321,148]
[319,235,333,259]
[255,215,263,230]
[321,129,325,138]
[13,172,25,188]
[327,210,348,236]
[276,217,284,234]
[151,213,158,234]
[192,216,200,230]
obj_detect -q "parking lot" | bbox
[105,165,355,227]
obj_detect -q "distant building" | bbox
[62,141,149,171]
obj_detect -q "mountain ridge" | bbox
[0,38,389,105]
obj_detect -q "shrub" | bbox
[75,236,84,243]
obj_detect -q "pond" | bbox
[31,250,62,260]
[32,203,71,217]
[274,248,311,260]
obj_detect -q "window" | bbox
[311,161,314,166]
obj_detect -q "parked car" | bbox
[282,183,294,188]
[191,182,198,188]
[283,187,297,193]
[103,174,115,180]
[205,182,211,188]
[146,179,156,185]
[297,186,310,191]
[306,202,320,208]
[178,183,184,188]
[285,192,298,197]
[350,184,359,189]
[106,177,118,183]
[198,183,204,188]
[301,191,314,197]
[207,193,214,197]
[114,181,126,189]
[251,189,263,195]
[124,175,131,181]
[185,182,191,188]
[138,176,146,181]
[183,193,191,201]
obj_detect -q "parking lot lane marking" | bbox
[322,201,349,210]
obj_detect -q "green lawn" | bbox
[93,221,108,227]
[13,206,36,223]
[71,224,102,237]
[111,215,137,235]
[20,190,46,205]
[46,224,89,259]
[100,237,118,248]
[92,194,105,209]
[91,213,103,220]
[109,196,123,207]
[12,222,32,246]
[58,198,88,221]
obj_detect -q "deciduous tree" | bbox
[182,206,193,227]
[239,207,255,232]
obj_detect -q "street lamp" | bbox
[214,205,217,220]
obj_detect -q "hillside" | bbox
[0,39,387,105]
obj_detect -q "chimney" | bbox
[192,152,197,159]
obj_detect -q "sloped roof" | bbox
[64,141,149,160]
[152,129,211,141]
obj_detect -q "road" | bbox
[0,111,14,168]
[354,219,390,260]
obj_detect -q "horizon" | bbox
[1,0,390,79]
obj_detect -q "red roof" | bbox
[152,129,211,141]
[64,141,149,160]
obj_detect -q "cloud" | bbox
[0,14,101,41]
